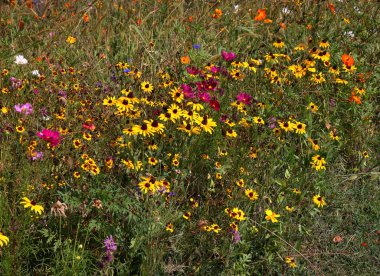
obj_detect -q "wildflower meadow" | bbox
[0,0,379,275]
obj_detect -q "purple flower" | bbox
[268,116,277,129]
[37,129,61,146]
[193,44,201,50]
[232,230,241,244]
[104,235,117,252]
[221,50,236,62]
[31,151,43,161]
[236,93,252,105]
[14,103,33,115]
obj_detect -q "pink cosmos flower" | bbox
[14,103,33,115]
[198,92,211,102]
[236,93,252,105]
[221,50,236,62]
[37,129,61,146]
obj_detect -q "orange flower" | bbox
[341,54,354,66]
[188,16,194,23]
[254,9,266,21]
[180,56,190,64]
[349,92,361,104]
[83,13,90,23]
[279,22,286,30]
[212,9,223,19]
[328,3,336,14]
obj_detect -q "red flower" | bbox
[209,100,220,111]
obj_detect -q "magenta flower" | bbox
[37,129,61,146]
[181,84,196,98]
[236,93,252,105]
[221,50,236,62]
[198,92,211,102]
[14,103,33,115]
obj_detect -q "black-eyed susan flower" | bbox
[293,121,306,134]
[313,194,326,208]
[279,121,293,132]
[362,151,369,158]
[292,188,301,194]
[138,176,157,194]
[0,232,9,247]
[311,72,326,84]
[245,188,259,201]
[329,131,340,141]
[225,207,247,221]
[285,257,297,268]
[73,139,82,148]
[319,39,330,48]
[183,212,191,220]
[211,224,221,233]
[225,129,237,138]
[16,126,25,133]
[141,81,154,93]
[273,38,285,48]
[265,209,280,223]
[308,138,321,151]
[132,123,154,137]
[83,132,92,141]
[253,116,265,125]
[307,102,319,113]
[311,155,327,171]
[166,223,174,233]
[285,206,295,212]
[148,157,158,166]
[236,179,245,187]
[20,197,44,215]
[199,115,217,134]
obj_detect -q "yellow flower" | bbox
[210,223,221,233]
[307,102,318,113]
[265,209,280,223]
[0,232,9,247]
[329,131,340,141]
[285,257,297,268]
[66,36,77,44]
[313,194,326,208]
[20,197,44,215]
[166,223,174,233]
[245,188,259,201]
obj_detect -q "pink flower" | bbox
[37,129,61,146]
[14,103,33,115]
[221,50,236,62]
[236,93,252,105]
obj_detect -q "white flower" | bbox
[282,7,291,14]
[344,31,355,38]
[32,70,40,77]
[233,5,240,13]
[14,55,28,65]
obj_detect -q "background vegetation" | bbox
[0,0,379,275]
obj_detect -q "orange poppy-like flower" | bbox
[212,9,223,19]
[279,22,286,30]
[83,13,90,23]
[188,16,194,23]
[328,3,336,14]
[254,9,266,21]
[180,56,190,64]
[349,92,361,104]
[341,54,354,66]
